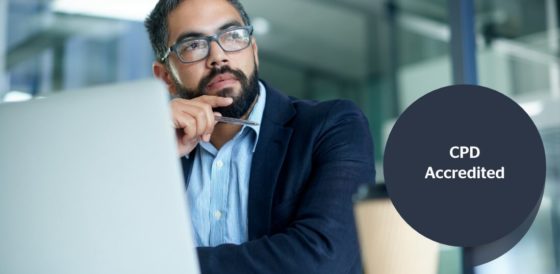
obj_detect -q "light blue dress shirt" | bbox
[186,82,266,247]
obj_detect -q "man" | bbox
[145,0,375,273]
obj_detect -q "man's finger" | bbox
[194,95,233,107]
[176,115,197,140]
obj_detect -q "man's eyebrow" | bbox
[174,31,205,44]
[174,21,244,44]
[218,21,243,31]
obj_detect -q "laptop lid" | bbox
[0,79,199,274]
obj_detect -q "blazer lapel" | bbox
[180,148,196,190]
[248,82,295,239]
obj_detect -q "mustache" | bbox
[198,66,248,94]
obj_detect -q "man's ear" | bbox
[251,37,259,68]
[152,61,177,96]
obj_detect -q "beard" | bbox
[172,64,259,119]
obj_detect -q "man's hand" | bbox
[170,95,233,157]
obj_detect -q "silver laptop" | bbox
[0,79,199,274]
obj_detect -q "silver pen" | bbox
[215,116,260,126]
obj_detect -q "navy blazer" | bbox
[181,81,376,274]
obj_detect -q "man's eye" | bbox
[180,40,207,53]
[224,31,241,41]
[185,41,201,51]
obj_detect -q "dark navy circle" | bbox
[384,85,546,247]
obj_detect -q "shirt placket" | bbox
[208,143,231,246]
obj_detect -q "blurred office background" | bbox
[2,0,559,273]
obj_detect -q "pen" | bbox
[215,116,260,126]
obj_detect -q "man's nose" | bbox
[206,40,229,68]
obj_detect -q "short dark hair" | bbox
[144,0,251,62]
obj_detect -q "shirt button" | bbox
[216,160,224,169]
[213,210,222,220]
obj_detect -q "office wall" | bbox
[398,49,514,111]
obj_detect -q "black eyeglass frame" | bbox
[160,25,254,63]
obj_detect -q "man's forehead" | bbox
[167,0,244,42]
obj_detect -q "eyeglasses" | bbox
[161,25,254,63]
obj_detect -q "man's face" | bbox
[164,0,259,118]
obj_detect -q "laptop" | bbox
[0,79,199,274]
